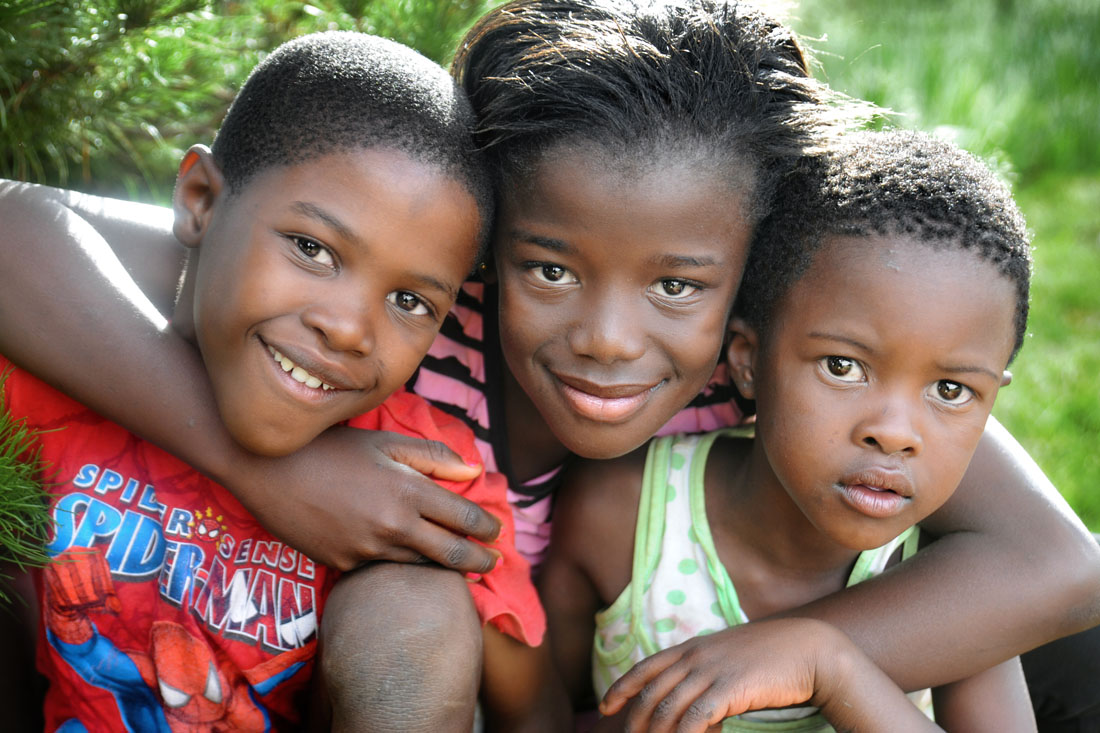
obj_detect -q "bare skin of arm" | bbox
[0,180,501,573]
[932,657,1037,732]
[481,626,571,733]
[3,182,1100,670]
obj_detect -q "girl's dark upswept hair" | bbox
[453,0,867,220]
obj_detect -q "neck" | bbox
[502,366,571,482]
[706,435,861,618]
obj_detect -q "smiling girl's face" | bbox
[494,144,754,459]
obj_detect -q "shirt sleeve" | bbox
[346,388,546,647]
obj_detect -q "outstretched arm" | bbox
[602,629,1035,732]
[780,417,1100,691]
[600,618,942,733]
[0,181,501,572]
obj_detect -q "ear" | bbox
[1000,370,1013,387]
[726,316,759,401]
[172,145,224,248]
[477,252,498,284]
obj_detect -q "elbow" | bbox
[1061,531,1100,634]
[1031,523,1100,636]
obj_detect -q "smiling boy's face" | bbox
[740,234,1018,550]
[494,145,753,460]
[178,147,481,456]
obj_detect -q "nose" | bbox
[566,291,646,365]
[854,393,923,457]
[300,290,376,356]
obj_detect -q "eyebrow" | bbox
[808,331,873,353]
[508,228,575,255]
[407,272,458,300]
[508,228,720,268]
[290,201,354,241]
[652,254,721,269]
[933,363,1002,382]
[290,200,457,300]
[808,331,1001,381]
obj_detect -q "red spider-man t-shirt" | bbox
[2,358,543,731]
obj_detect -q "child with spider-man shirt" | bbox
[0,31,543,732]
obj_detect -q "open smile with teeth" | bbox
[267,346,335,391]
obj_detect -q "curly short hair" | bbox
[453,0,867,223]
[736,129,1032,360]
[211,31,492,246]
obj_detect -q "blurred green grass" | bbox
[794,0,1100,528]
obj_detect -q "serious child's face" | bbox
[748,234,1018,550]
[191,148,481,456]
[495,144,752,460]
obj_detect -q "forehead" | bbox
[500,143,754,260]
[777,234,1018,365]
[228,147,481,281]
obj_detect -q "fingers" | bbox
[601,648,684,715]
[385,435,482,483]
[411,464,503,545]
[398,515,502,575]
[604,650,745,733]
[621,673,744,733]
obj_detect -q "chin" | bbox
[555,424,649,461]
[226,420,318,459]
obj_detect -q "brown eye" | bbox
[933,380,973,405]
[827,356,853,376]
[648,278,699,299]
[820,356,865,383]
[529,262,577,285]
[291,236,334,267]
[938,381,961,400]
[541,265,566,281]
[387,291,431,316]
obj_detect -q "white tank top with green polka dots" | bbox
[592,428,922,731]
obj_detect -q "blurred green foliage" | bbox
[1,0,497,201]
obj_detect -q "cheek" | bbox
[498,281,555,357]
[926,421,987,487]
[680,312,730,373]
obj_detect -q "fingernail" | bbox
[465,459,481,468]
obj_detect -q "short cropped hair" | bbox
[211,31,492,244]
[736,129,1032,360]
[453,0,867,223]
